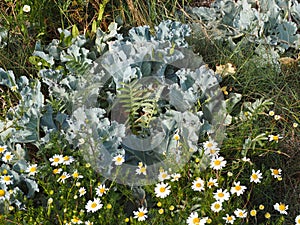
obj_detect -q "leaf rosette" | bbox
[66,21,227,186]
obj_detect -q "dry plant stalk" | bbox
[126,0,147,26]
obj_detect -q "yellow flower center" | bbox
[162,173,167,179]
[72,218,80,222]
[215,203,220,209]
[3,176,10,182]
[54,158,60,162]
[273,136,279,141]
[207,143,213,148]
[53,169,60,174]
[138,211,145,218]
[218,192,224,198]
[239,212,243,217]
[140,167,146,173]
[116,157,123,162]
[214,160,221,166]
[174,134,180,141]
[227,216,233,221]
[0,147,5,153]
[196,183,202,188]
[73,172,78,178]
[63,156,69,161]
[273,169,279,175]
[160,187,166,193]
[208,182,214,187]
[278,204,285,211]
[252,174,258,180]
[210,149,216,154]
[5,155,11,160]
[30,167,36,173]
[297,219,300,223]
[100,188,105,193]
[0,189,5,197]
[235,185,241,191]
[91,202,97,208]
[60,175,66,179]
[193,217,200,224]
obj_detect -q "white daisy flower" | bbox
[154,182,171,198]
[203,139,218,150]
[2,151,14,163]
[204,147,220,158]
[0,145,7,154]
[26,164,38,176]
[49,154,64,166]
[242,157,252,163]
[71,216,82,224]
[268,134,282,142]
[268,110,275,116]
[136,162,147,175]
[173,133,180,141]
[213,189,230,202]
[84,221,93,225]
[112,154,125,166]
[274,115,281,120]
[210,156,226,170]
[0,188,9,201]
[85,198,103,213]
[53,168,62,175]
[22,5,31,13]
[186,212,208,225]
[211,201,223,213]
[0,175,13,185]
[133,207,148,221]
[250,169,263,183]
[62,155,75,165]
[223,214,236,224]
[274,202,288,215]
[158,170,170,182]
[234,208,247,218]
[207,177,218,189]
[191,177,205,192]
[270,168,282,179]
[95,184,109,197]
[72,170,83,179]
[57,172,71,183]
[230,181,247,196]
[78,187,86,197]
[295,215,300,225]
[171,173,181,182]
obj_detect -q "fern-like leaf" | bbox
[118,79,158,136]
